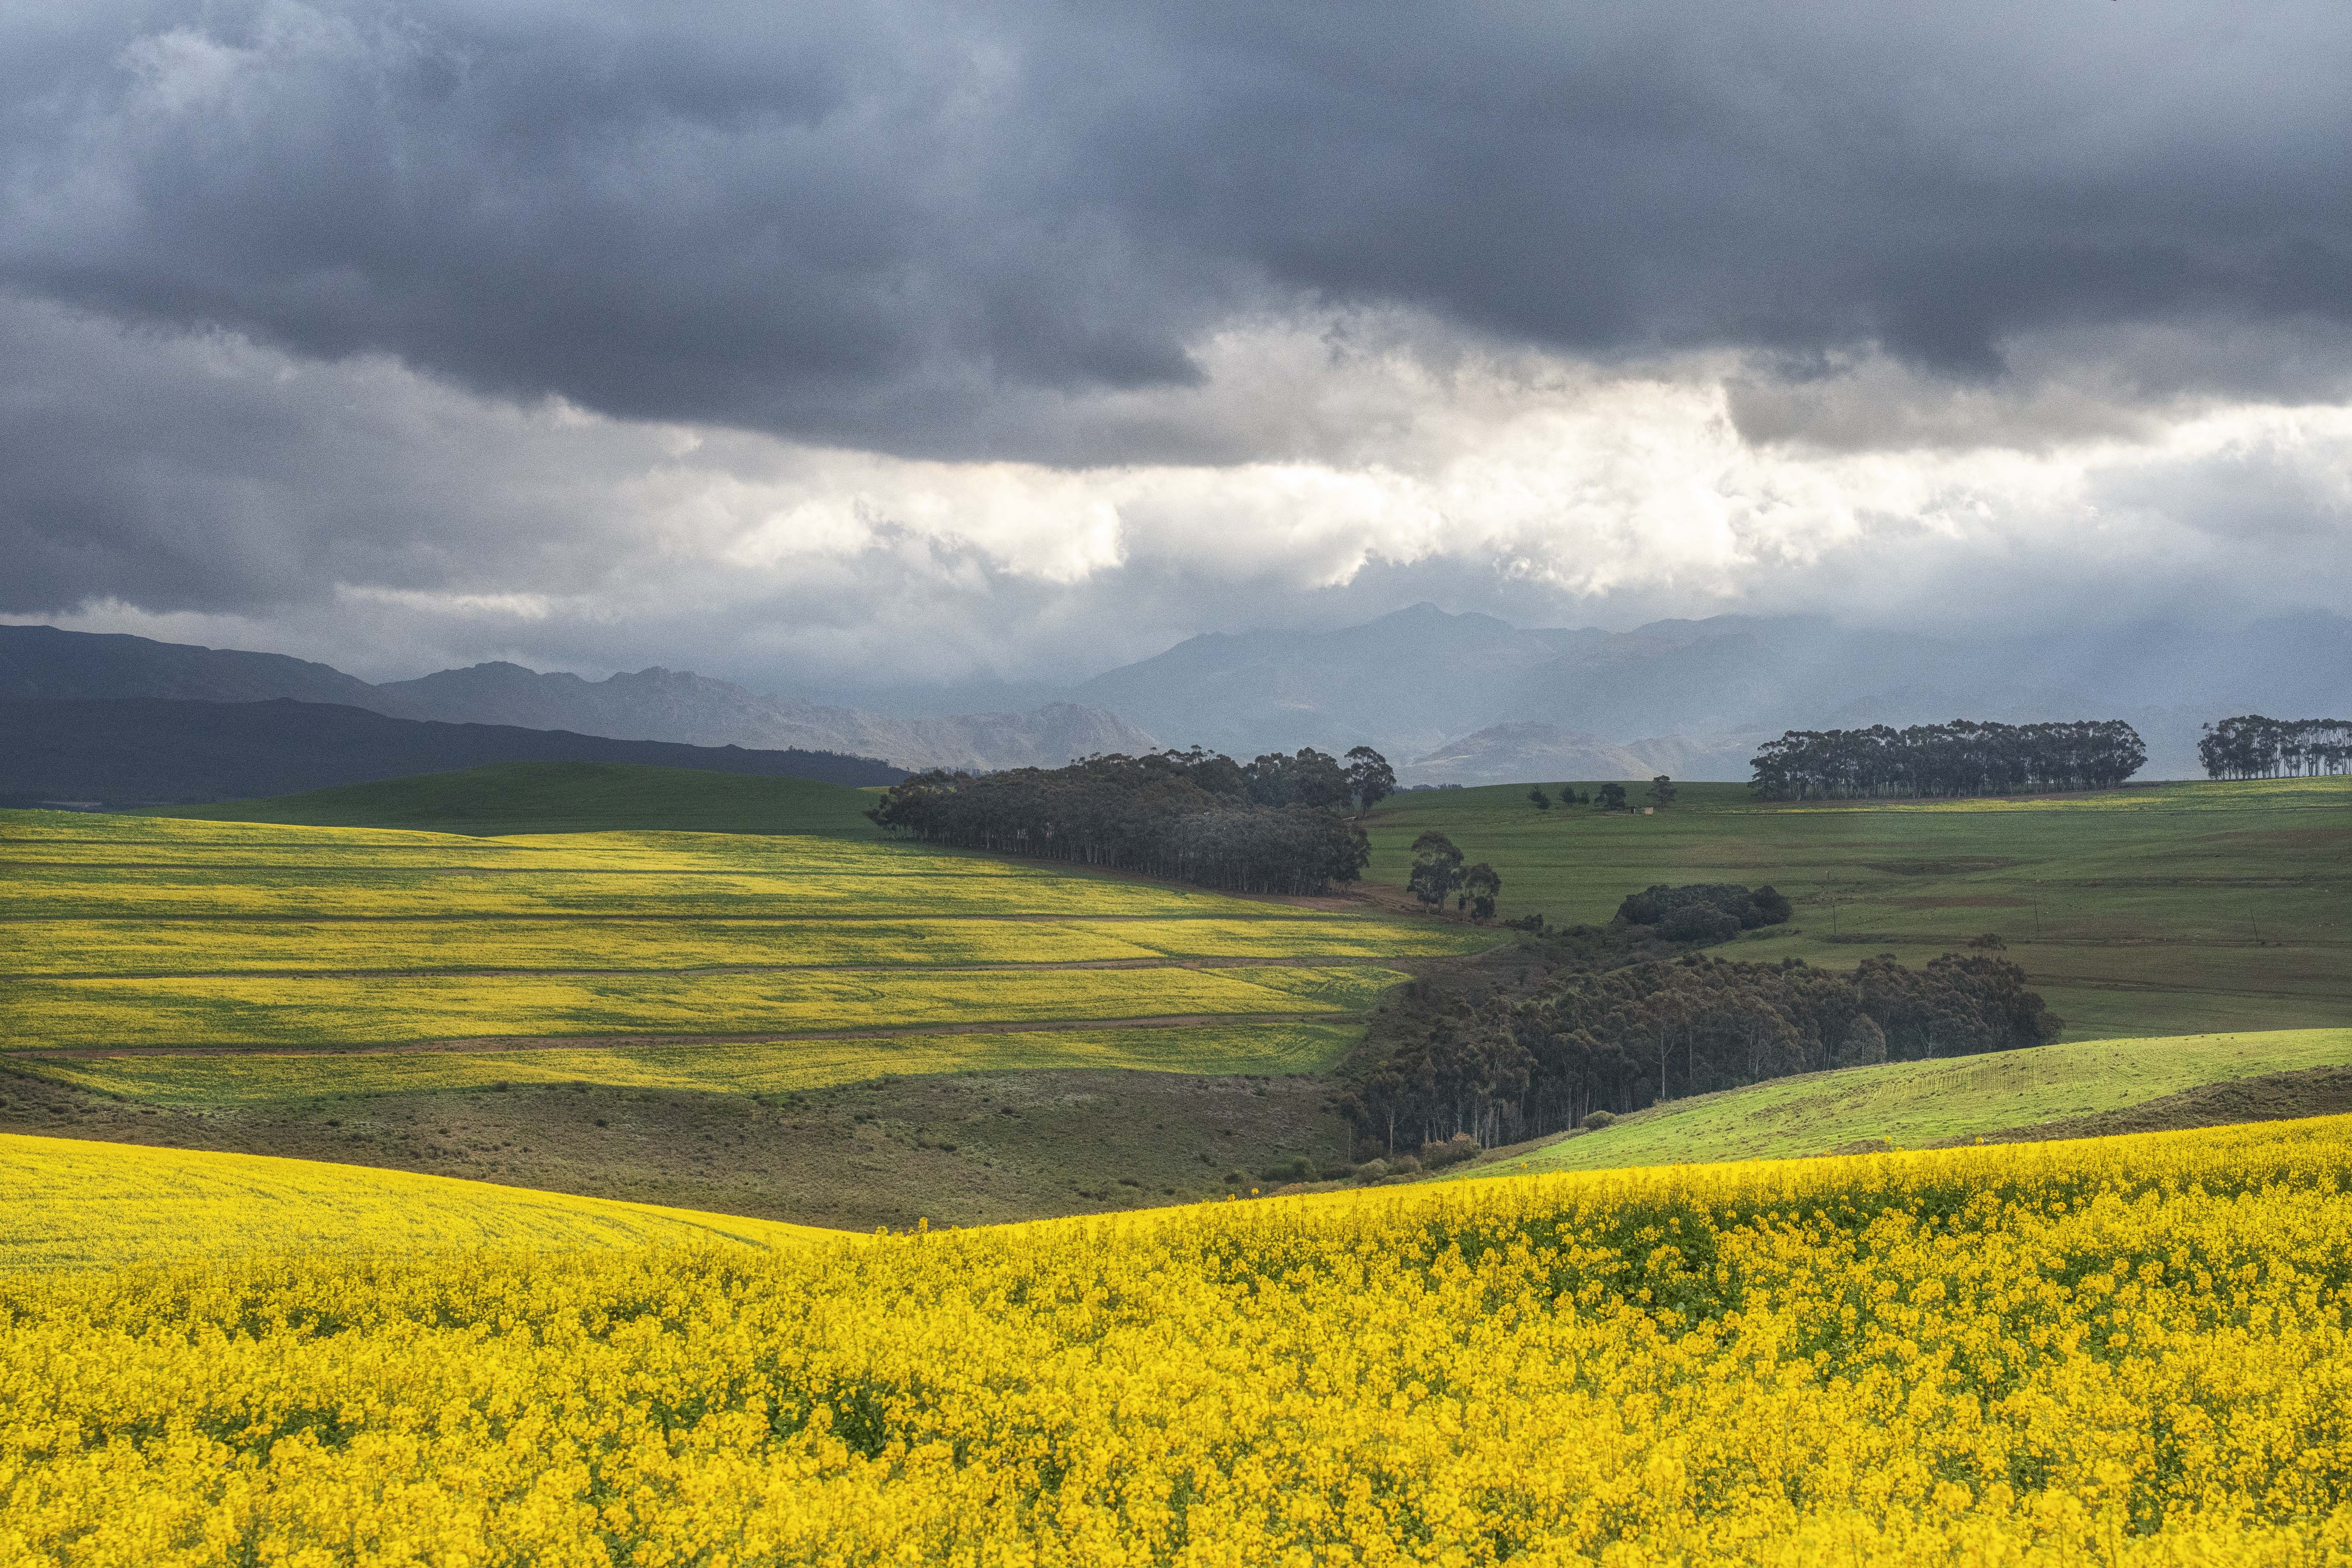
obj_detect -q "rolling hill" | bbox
[0,697,901,806]
[0,623,1154,773]
[1448,1026,2352,1178]
[0,1133,833,1270]
[0,786,1489,1229]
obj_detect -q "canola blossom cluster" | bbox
[8,1119,2352,1565]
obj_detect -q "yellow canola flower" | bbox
[9,1116,2352,1563]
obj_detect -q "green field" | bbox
[1369,776,2352,1040]
[1458,1026,2352,1177]
[0,1132,835,1270]
[148,759,885,836]
[18,1022,1366,1106]
[3,793,1475,1101]
[3,964,1405,1051]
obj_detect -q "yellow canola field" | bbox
[0,1134,829,1271]
[12,1118,2352,1564]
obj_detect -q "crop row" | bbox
[0,964,1405,1051]
[15,1021,1368,1108]
[7,915,1486,978]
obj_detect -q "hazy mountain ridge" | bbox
[0,628,1156,774]
[1067,605,2352,781]
[10,604,2344,788]
[374,662,1160,773]
[0,698,903,806]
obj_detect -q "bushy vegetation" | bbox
[2199,714,2352,778]
[1749,719,2146,799]
[1614,881,1792,940]
[867,747,1389,895]
[1347,948,2060,1153]
[11,1122,2352,1561]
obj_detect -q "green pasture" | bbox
[1464,1027,2352,1178]
[1,806,1456,1080]
[147,760,884,837]
[2,963,1405,1052]
[3,812,1313,922]
[11,915,1483,979]
[1370,776,2352,1040]
[16,1022,1365,1108]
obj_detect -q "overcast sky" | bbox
[5,0,2350,692]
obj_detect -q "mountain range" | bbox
[0,698,904,807]
[0,626,1156,774]
[1060,604,2352,783]
[7,604,2346,792]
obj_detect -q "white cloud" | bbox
[8,299,2351,689]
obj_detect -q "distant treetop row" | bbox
[1748,719,2146,800]
[2198,716,2352,780]
[865,746,1395,896]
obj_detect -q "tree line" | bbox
[2198,715,2352,779]
[1342,889,2060,1154]
[864,746,1393,896]
[1749,720,2145,799]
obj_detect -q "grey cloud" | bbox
[4,1,2350,463]
[0,294,659,615]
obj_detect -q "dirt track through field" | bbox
[14,1010,1367,1060]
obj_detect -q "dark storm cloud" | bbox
[4,0,2349,464]
[0,295,654,615]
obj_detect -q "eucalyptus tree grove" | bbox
[2198,716,2352,779]
[1749,720,2145,799]
[1345,947,2060,1154]
[866,746,1382,895]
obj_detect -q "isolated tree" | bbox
[1558,785,1584,805]
[1407,830,1465,908]
[1595,782,1628,811]
[1647,775,1677,808]
[1459,862,1502,921]
[1527,786,1551,811]
[1345,746,1397,812]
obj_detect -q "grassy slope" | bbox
[0,1132,834,1270]
[1368,776,2352,1040]
[4,809,1467,1054]
[146,760,882,836]
[1468,1026,2352,1176]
